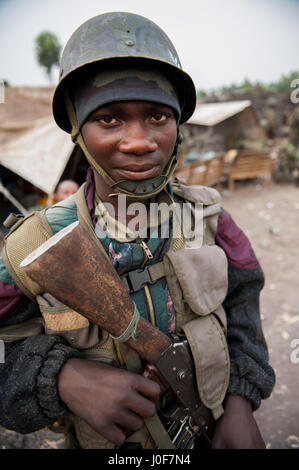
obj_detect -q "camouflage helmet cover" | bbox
[52,11,196,131]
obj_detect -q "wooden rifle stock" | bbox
[20,221,215,444]
[20,221,171,363]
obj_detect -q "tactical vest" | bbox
[0,180,230,449]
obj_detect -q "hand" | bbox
[211,394,266,449]
[57,358,160,446]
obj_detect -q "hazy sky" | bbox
[0,0,298,91]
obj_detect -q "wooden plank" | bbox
[228,151,274,191]
[175,154,224,190]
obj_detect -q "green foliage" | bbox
[35,31,61,82]
[268,71,299,93]
[197,89,208,99]
[199,70,299,96]
[278,139,299,174]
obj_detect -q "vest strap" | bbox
[74,184,111,262]
[3,213,24,230]
[118,343,175,449]
[144,414,176,450]
[121,262,165,293]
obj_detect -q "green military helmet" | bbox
[52,11,196,132]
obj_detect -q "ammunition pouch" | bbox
[162,245,230,419]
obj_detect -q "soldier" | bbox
[0,12,275,449]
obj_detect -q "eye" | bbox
[150,113,168,123]
[96,115,118,126]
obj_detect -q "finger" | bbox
[134,374,161,401]
[100,422,127,447]
[125,390,157,419]
[116,409,144,431]
[143,364,169,395]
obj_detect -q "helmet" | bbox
[52,12,196,131]
[52,12,197,199]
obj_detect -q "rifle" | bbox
[20,221,215,448]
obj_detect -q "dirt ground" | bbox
[222,179,299,450]
[0,178,298,449]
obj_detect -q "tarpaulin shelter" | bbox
[0,86,75,196]
[175,100,269,190]
[0,116,74,195]
[188,100,254,126]
[180,100,267,160]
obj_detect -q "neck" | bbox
[93,170,150,223]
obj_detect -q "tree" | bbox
[35,31,61,83]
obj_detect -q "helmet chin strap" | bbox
[80,131,182,199]
[64,90,183,200]
[107,133,182,199]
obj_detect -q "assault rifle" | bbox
[20,221,215,449]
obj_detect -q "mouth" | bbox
[115,164,161,180]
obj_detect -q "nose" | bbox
[118,122,158,155]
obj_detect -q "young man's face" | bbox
[81,101,178,183]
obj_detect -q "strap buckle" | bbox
[3,213,24,229]
[122,267,153,293]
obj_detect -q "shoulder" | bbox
[216,208,260,270]
[3,194,78,245]
[171,179,221,205]
[45,194,78,234]
[1,196,79,298]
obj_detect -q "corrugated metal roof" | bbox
[187,100,252,126]
[0,117,74,195]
